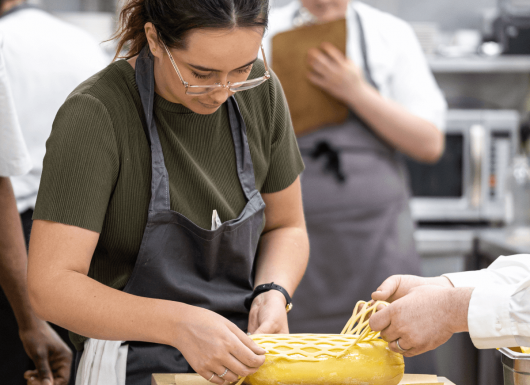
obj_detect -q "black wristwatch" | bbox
[244,282,293,313]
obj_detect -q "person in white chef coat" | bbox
[0,0,109,383]
[370,256,530,355]
[0,0,110,243]
[0,34,72,385]
[264,0,447,373]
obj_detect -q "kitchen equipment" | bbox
[496,0,530,54]
[499,347,530,385]
[406,109,519,223]
[505,155,530,230]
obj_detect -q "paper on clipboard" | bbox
[271,18,348,137]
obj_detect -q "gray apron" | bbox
[123,46,266,384]
[288,10,421,334]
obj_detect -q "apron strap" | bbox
[135,46,171,212]
[354,9,379,90]
[227,96,257,200]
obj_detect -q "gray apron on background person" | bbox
[76,46,266,385]
[289,9,436,373]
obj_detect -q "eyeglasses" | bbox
[161,42,271,95]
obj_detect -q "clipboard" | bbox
[272,18,348,137]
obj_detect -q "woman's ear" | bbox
[144,22,164,60]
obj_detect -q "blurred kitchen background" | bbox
[24,0,530,384]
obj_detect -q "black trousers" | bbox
[0,209,76,385]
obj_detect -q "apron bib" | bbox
[289,9,421,334]
[76,46,266,385]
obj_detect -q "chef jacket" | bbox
[445,255,530,349]
[0,34,31,178]
[0,7,109,212]
[262,0,447,131]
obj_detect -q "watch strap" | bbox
[244,282,293,312]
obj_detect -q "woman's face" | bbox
[146,25,264,115]
[300,0,349,22]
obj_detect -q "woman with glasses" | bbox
[263,0,447,373]
[26,0,308,384]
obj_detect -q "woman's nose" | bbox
[209,87,234,104]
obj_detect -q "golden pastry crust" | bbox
[239,301,404,385]
[245,337,404,385]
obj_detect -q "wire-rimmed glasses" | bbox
[161,42,271,95]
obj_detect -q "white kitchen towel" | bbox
[211,210,222,230]
[75,339,128,385]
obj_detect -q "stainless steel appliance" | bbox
[406,109,519,223]
[497,0,530,54]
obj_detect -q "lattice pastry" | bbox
[240,300,404,385]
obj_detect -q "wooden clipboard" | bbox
[272,18,348,137]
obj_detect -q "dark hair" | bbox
[112,0,269,60]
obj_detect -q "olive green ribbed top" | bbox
[33,59,304,350]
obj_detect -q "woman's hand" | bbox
[307,42,368,107]
[20,320,72,385]
[172,305,266,385]
[248,290,289,335]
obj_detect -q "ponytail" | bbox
[111,0,149,60]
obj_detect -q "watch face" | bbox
[286,303,293,313]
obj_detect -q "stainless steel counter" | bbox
[428,55,530,73]
[476,228,530,261]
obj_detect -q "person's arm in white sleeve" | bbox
[444,255,530,349]
[368,256,530,356]
[388,22,447,132]
[305,37,445,163]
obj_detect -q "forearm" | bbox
[27,219,192,347]
[347,82,444,163]
[450,287,472,333]
[0,177,38,330]
[254,226,309,297]
[28,265,187,346]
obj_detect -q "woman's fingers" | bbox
[224,353,259,378]
[199,370,224,385]
[228,322,266,357]
[211,366,240,384]
[229,337,266,371]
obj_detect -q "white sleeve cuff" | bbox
[443,270,493,289]
[467,284,519,349]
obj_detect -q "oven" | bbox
[406,109,519,223]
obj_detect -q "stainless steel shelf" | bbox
[428,55,530,73]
